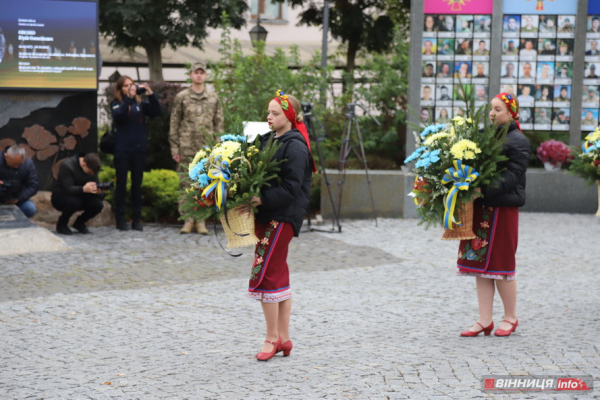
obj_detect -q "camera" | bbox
[301,102,312,114]
[0,180,20,203]
[136,85,146,95]
[96,182,114,191]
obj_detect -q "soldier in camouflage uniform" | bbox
[169,61,224,234]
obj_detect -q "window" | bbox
[250,0,288,22]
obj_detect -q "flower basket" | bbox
[441,200,476,240]
[220,209,259,249]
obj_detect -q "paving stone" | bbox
[0,214,599,398]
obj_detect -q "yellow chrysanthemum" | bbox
[453,116,465,126]
[189,149,207,170]
[585,129,600,142]
[423,132,454,146]
[212,141,241,159]
[450,139,481,160]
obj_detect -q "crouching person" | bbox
[51,153,104,235]
[0,145,39,217]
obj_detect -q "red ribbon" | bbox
[274,95,317,173]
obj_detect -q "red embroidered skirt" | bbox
[248,220,294,303]
[456,200,519,279]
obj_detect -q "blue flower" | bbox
[404,147,427,163]
[414,149,442,169]
[198,173,209,187]
[220,134,246,142]
[466,250,477,260]
[189,159,207,181]
[419,123,447,139]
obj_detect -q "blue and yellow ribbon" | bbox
[441,160,479,229]
[583,140,597,154]
[201,155,232,211]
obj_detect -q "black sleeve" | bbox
[260,141,309,210]
[111,97,135,122]
[142,94,162,118]
[58,163,84,196]
[18,160,39,202]
[484,135,531,198]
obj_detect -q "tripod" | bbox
[302,102,342,233]
[337,103,379,226]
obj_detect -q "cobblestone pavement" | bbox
[0,213,599,399]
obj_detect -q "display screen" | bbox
[0,0,98,90]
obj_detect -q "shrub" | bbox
[99,166,179,223]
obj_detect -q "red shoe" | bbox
[277,340,293,357]
[256,336,282,361]
[460,321,494,337]
[494,319,518,336]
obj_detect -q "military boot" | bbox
[195,221,209,235]
[180,220,194,234]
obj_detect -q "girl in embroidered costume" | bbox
[238,90,316,361]
[458,93,531,337]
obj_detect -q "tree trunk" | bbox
[143,40,164,82]
[343,39,359,94]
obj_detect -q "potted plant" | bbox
[536,139,573,172]
[569,128,600,216]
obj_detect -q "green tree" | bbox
[282,0,409,78]
[99,0,248,81]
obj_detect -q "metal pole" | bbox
[320,0,330,106]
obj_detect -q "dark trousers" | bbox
[51,193,104,225]
[114,151,146,222]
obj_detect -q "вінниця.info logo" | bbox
[482,375,593,392]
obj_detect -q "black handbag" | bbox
[99,125,116,154]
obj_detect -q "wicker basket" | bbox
[441,201,476,241]
[596,182,600,217]
[220,209,260,249]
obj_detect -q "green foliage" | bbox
[99,166,179,222]
[98,0,248,79]
[283,0,406,72]
[211,15,334,133]
[353,26,410,166]
[568,130,600,185]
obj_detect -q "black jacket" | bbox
[111,94,162,152]
[482,121,531,207]
[52,155,99,197]
[256,130,313,236]
[0,151,39,203]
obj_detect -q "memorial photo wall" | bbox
[583,4,600,131]
[500,13,575,131]
[421,13,492,123]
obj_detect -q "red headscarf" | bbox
[273,90,317,172]
[495,92,521,131]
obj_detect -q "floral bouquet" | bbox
[181,133,283,248]
[405,101,508,240]
[536,139,573,169]
[568,128,600,216]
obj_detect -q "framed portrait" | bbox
[539,15,557,36]
[503,15,521,34]
[581,109,599,128]
[553,85,571,102]
[424,15,438,33]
